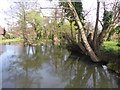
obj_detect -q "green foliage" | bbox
[107,62,120,73]
[108,26,120,41]
[113,26,120,34]
[110,26,120,35]
[107,63,116,70]
[59,1,84,41]
[4,33,10,39]
[26,10,43,39]
[72,2,84,20]
[60,2,73,20]
[27,10,43,24]
[102,10,113,40]
[103,10,113,30]
[60,1,84,22]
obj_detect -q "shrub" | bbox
[4,33,10,39]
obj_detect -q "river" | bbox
[0,44,120,88]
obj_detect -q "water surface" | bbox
[1,45,120,88]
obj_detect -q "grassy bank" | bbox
[0,38,53,46]
[102,41,120,74]
[0,38,24,45]
[1,39,119,54]
[102,41,120,55]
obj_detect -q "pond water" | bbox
[0,44,120,88]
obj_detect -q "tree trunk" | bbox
[93,1,100,51]
[78,29,86,53]
[68,0,100,62]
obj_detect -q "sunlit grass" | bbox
[0,38,53,45]
[101,41,120,55]
[104,41,120,46]
[0,38,24,44]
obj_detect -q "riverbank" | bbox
[0,38,52,46]
[102,41,120,55]
[102,41,120,74]
[0,38,24,45]
[0,39,119,55]
[0,39,119,74]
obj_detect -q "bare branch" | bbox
[98,20,103,27]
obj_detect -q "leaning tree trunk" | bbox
[68,0,100,62]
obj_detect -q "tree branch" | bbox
[98,20,103,27]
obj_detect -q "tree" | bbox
[41,7,67,45]
[26,10,43,40]
[60,0,120,62]
[5,0,41,44]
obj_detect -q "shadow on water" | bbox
[1,44,120,88]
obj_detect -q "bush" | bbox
[116,43,120,47]
[107,61,120,73]
[4,33,10,39]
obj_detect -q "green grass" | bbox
[0,38,24,44]
[104,41,120,46]
[101,41,120,55]
[102,41,120,74]
[0,38,53,45]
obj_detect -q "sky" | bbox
[0,0,115,30]
[0,0,10,28]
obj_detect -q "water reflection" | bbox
[1,45,120,88]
